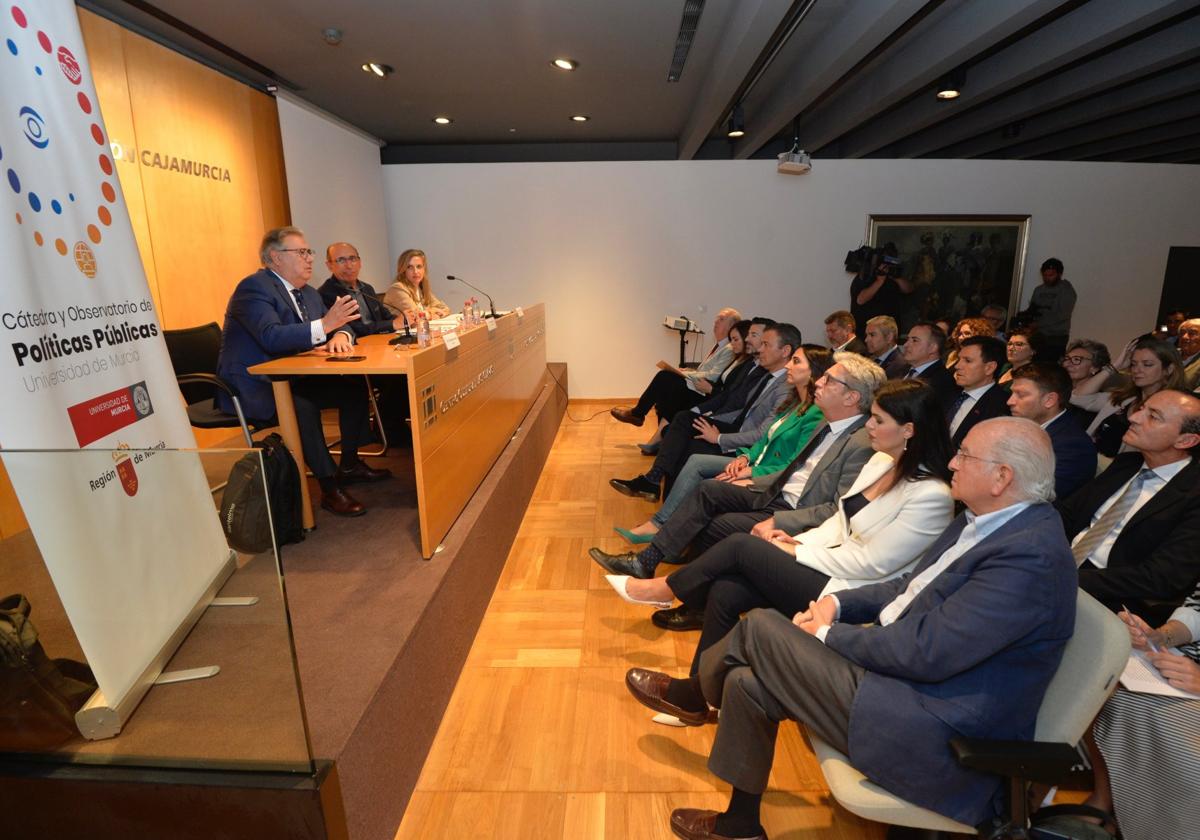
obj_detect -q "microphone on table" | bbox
[446,275,498,320]
[365,291,417,345]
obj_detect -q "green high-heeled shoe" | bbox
[614,526,655,545]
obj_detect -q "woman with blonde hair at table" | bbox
[384,248,451,319]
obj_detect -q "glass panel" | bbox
[0,447,313,774]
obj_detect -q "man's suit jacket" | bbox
[913,361,960,411]
[1183,352,1200,391]
[828,504,1076,826]
[1058,453,1200,621]
[693,363,767,418]
[715,372,792,451]
[836,337,869,357]
[216,268,352,421]
[949,383,1011,449]
[1044,411,1097,500]
[751,416,873,534]
[317,276,394,337]
[875,346,907,379]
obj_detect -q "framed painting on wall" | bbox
[866,214,1031,333]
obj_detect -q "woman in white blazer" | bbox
[607,378,954,691]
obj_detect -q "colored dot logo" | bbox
[5,3,114,278]
[19,105,47,149]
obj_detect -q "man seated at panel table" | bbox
[318,242,411,337]
[216,226,390,518]
[1057,389,1200,624]
[652,417,1074,840]
[608,323,798,503]
[1005,362,1096,499]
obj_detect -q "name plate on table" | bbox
[515,307,525,320]
[442,331,461,349]
[485,317,497,333]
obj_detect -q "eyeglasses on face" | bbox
[278,248,315,259]
[951,447,1004,466]
[333,255,361,265]
[1060,355,1094,365]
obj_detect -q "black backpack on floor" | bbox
[219,433,304,554]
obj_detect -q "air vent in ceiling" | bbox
[667,0,706,82]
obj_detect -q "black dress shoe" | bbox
[625,668,710,727]
[335,462,392,484]
[320,487,366,517]
[610,406,645,427]
[589,547,654,578]
[609,475,660,501]
[652,604,705,631]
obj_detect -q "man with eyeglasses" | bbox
[217,226,389,518]
[1175,317,1200,390]
[659,418,1074,838]
[318,242,410,337]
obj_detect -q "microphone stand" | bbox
[446,275,498,320]
[364,290,417,345]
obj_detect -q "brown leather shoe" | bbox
[669,809,766,840]
[320,487,366,517]
[610,406,645,427]
[335,462,392,484]
[625,668,710,726]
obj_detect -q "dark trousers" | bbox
[651,408,735,486]
[291,375,371,479]
[633,370,705,420]
[699,609,863,794]
[651,479,793,561]
[667,532,831,675]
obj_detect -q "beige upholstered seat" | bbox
[811,591,1130,835]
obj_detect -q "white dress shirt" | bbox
[270,270,326,346]
[1071,457,1191,569]
[779,414,861,507]
[949,383,995,436]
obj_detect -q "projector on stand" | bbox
[663,315,701,332]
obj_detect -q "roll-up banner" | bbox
[0,1,231,732]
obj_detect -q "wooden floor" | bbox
[394,401,887,840]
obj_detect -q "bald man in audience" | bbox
[644,418,1074,838]
[1057,389,1200,623]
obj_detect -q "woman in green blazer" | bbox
[615,346,833,543]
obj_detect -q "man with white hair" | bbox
[655,418,1076,840]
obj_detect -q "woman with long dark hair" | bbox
[607,379,955,723]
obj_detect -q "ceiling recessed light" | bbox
[552,58,579,71]
[362,62,393,78]
[433,116,452,125]
[936,68,965,100]
[570,114,589,122]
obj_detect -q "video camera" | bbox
[844,244,902,277]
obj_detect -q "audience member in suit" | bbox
[317,242,408,337]
[589,354,884,582]
[899,321,959,409]
[1058,389,1200,623]
[1006,362,1097,499]
[824,310,868,356]
[383,248,450,319]
[648,418,1074,840]
[610,308,743,430]
[216,227,389,517]
[863,315,906,379]
[948,336,1010,449]
[1177,317,1200,390]
[610,324,799,502]
[615,347,832,544]
[611,380,954,723]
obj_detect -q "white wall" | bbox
[275,95,392,290]
[381,159,1200,398]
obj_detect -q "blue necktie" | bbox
[290,288,310,323]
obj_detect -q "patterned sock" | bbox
[639,543,664,568]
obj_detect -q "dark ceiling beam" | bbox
[833,0,1199,158]
[676,0,796,160]
[890,15,1200,157]
[1101,130,1200,162]
[939,61,1200,158]
[998,90,1200,158]
[739,0,1068,160]
[1139,147,1200,163]
[1035,115,1200,160]
[723,0,931,159]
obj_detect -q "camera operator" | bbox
[849,242,914,331]
[1017,257,1076,361]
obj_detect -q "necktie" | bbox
[904,367,919,379]
[766,423,832,498]
[290,288,311,323]
[732,373,774,428]
[1071,468,1155,567]
[947,390,970,422]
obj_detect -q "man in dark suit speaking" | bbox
[646,417,1075,839]
[217,226,389,517]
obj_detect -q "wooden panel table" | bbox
[249,304,548,557]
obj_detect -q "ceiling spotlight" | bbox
[432,116,453,125]
[936,68,966,100]
[551,58,578,71]
[322,27,343,46]
[362,62,393,78]
[570,114,590,122]
[727,105,745,139]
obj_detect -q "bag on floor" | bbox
[220,432,304,554]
